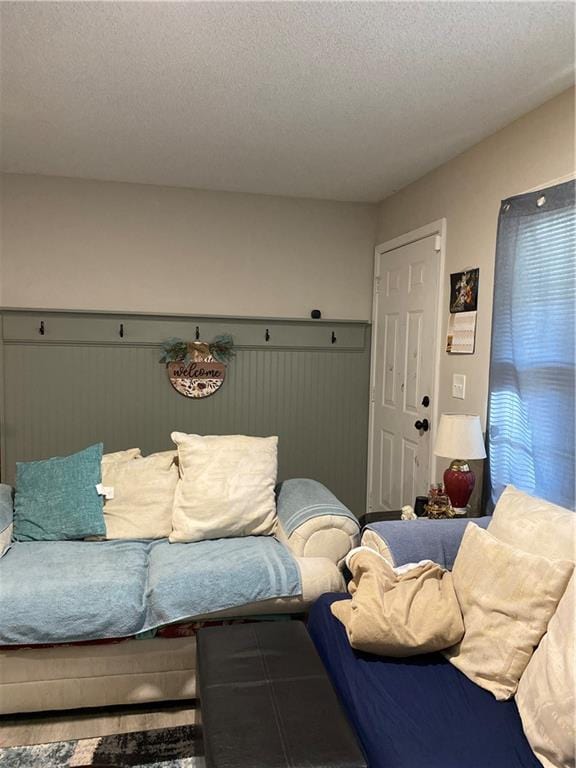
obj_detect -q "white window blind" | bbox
[488,180,575,510]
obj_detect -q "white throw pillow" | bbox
[102,452,178,539]
[170,433,278,543]
[445,523,573,700]
[516,574,575,768]
[488,485,576,562]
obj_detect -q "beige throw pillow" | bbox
[445,524,573,700]
[102,448,142,464]
[170,433,278,543]
[516,575,575,768]
[488,485,576,562]
[102,452,178,539]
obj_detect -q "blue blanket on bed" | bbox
[308,594,542,768]
[0,536,301,645]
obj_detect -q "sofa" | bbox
[0,477,359,715]
[308,486,575,768]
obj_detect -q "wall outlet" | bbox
[452,373,466,399]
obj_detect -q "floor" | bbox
[0,700,200,748]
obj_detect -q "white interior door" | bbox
[368,229,442,512]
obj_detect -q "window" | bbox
[488,180,575,510]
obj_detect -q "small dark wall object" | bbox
[119,323,124,338]
[38,321,45,336]
[311,309,322,319]
[414,496,428,517]
[265,329,270,342]
[331,331,337,344]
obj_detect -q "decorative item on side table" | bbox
[159,335,234,398]
[414,495,428,517]
[425,484,455,518]
[401,505,417,520]
[433,414,487,515]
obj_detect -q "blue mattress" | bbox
[308,594,542,768]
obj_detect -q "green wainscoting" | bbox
[0,311,371,515]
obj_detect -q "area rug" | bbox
[0,724,204,767]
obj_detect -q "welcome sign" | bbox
[167,344,226,398]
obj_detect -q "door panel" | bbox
[404,311,423,412]
[369,233,440,511]
[382,314,399,406]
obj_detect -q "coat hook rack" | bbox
[39,321,45,336]
[331,331,337,344]
[195,326,200,341]
[265,328,270,342]
[119,323,124,338]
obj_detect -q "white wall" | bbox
[377,88,575,430]
[0,174,377,320]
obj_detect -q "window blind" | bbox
[488,179,575,510]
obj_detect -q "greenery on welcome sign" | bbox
[159,338,189,364]
[159,335,235,365]
[209,334,235,363]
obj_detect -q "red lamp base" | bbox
[443,461,475,511]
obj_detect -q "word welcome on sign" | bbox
[167,358,226,398]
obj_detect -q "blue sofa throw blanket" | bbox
[366,517,491,570]
[0,536,301,645]
[276,478,357,536]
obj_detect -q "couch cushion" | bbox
[0,535,307,646]
[308,594,542,768]
[147,536,301,625]
[0,540,148,644]
[13,443,105,541]
[170,433,278,543]
[516,574,575,768]
[445,524,573,700]
[178,556,344,621]
[488,485,575,562]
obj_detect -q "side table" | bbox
[359,510,402,527]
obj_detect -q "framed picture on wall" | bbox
[449,268,479,313]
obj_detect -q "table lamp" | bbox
[433,414,487,513]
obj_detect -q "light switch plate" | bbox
[452,374,466,399]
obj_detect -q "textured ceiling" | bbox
[1,2,574,202]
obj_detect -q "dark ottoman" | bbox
[197,620,367,768]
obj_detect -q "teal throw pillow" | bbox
[14,443,105,541]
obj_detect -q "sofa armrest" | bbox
[0,485,14,558]
[275,479,360,568]
[362,517,491,570]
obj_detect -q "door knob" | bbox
[414,419,429,432]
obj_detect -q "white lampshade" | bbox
[433,414,487,460]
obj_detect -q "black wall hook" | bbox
[265,329,270,342]
[195,326,200,341]
[119,323,124,338]
[39,321,45,336]
[331,331,337,344]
